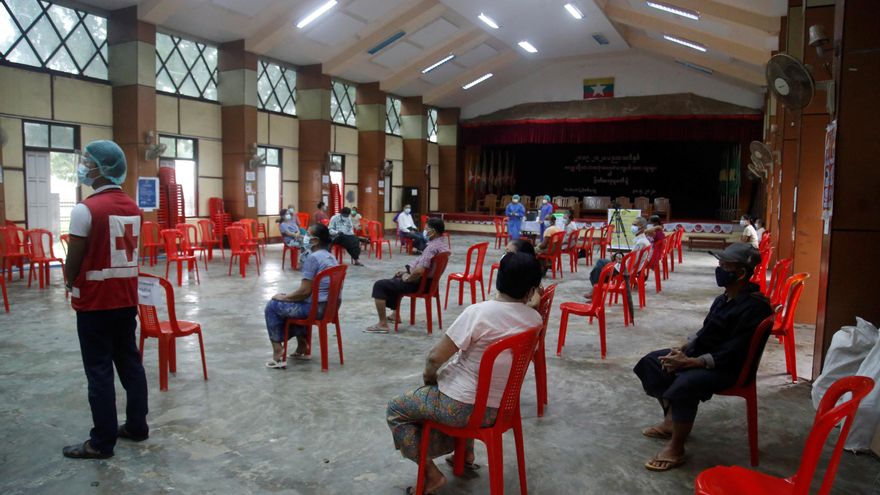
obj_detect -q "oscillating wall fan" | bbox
[766,53,815,110]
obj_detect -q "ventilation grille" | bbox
[592,33,610,45]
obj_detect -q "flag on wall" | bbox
[583,77,615,99]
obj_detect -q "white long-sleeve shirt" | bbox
[397,211,416,232]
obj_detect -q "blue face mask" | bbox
[77,163,96,187]
[715,266,739,287]
[283,214,292,221]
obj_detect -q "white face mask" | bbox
[512,199,519,203]
[404,208,411,214]
[740,220,749,226]
[542,200,548,204]
[631,225,640,235]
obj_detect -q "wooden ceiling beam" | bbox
[139,0,187,25]
[653,0,780,34]
[422,50,518,105]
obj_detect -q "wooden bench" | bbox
[687,235,731,251]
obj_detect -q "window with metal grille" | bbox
[427,107,438,143]
[0,0,108,79]
[256,146,281,216]
[257,59,296,116]
[330,79,356,127]
[155,32,218,101]
[385,96,401,136]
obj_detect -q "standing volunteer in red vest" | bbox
[62,140,149,459]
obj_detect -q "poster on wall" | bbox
[247,194,255,208]
[822,120,836,235]
[136,177,159,211]
[607,208,641,251]
[583,77,615,99]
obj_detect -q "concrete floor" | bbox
[1,234,878,495]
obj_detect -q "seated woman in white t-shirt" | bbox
[386,252,543,494]
[740,215,759,249]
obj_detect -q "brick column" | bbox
[218,40,258,220]
[296,65,332,216]
[401,96,428,215]
[108,7,156,209]
[437,108,460,212]
[356,82,386,226]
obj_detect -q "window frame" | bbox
[383,160,393,213]
[155,31,219,102]
[427,107,439,143]
[22,120,79,153]
[158,134,199,217]
[385,96,401,136]
[0,0,110,82]
[256,145,282,216]
[256,58,297,117]
[330,78,357,128]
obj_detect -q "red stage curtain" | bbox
[460,115,761,146]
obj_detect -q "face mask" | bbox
[512,199,519,203]
[283,214,292,221]
[542,200,548,204]
[77,163,96,187]
[631,225,640,235]
[715,266,739,287]
[422,229,430,239]
[740,220,749,226]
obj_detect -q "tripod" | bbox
[609,203,630,255]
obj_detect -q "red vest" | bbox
[71,188,142,312]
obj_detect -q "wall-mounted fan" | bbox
[748,140,772,181]
[766,53,815,110]
[144,130,167,160]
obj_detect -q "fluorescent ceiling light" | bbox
[564,3,584,20]
[462,73,493,90]
[518,41,538,53]
[296,0,337,29]
[663,34,707,52]
[422,54,455,74]
[647,2,700,21]
[478,13,500,29]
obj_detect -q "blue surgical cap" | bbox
[544,195,551,201]
[512,194,521,201]
[84,140,127,185]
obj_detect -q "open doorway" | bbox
[329,153,344,214]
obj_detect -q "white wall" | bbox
[461,52,765,119]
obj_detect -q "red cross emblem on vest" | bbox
[115,223,138,263]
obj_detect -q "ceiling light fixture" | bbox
[478,13,500,29]
[676,59,713,74]
[422,54,455,74]
[564,3,584,20]
[518,41,538,53]
[462,73,494,90]
[296,0,338,29]
[647,2,700,20]
[663,34,706,52]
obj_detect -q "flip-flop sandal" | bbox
[363,325,389,334]
[641,426,672,440]
[644,455,686,472]
[445,455,481,470]
[62,441,113,459]
[265,359,287,369]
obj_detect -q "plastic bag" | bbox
[848,325,880,451]
[812,318,878,411]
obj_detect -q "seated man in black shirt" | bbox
[633,243,772,471]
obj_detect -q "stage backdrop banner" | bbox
[510,141,732,218]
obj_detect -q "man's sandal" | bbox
[644,455,685,471]
[265,359,287,369]
[641,426,672,440]
[62,441,113,459]
[445,455,481,470]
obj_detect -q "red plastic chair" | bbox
[674,226,684,264]
[1,225,28,281]
[140,221,162,267]
[564,228,583,273]
[297,212,310,228]
[161,229,200,287]
[256,222,269,251]
[444,242,488,309]
[696,375,876,495]
[557,263,615,358]
[628,245,652,309]
[536,231,565,279]
[577,225,596,268]
[177,223,208,271]
[237,219,264,262]
[773,273,809,383]
[766,258,793,307]
[534,283,557,417]
[0,269,7,313]
[606,251,636,327]
[715,315,775,466]
[758,230,771,253]
[487,262,499,294]
[394,252,450,334]
[493,217,507,249]
[282,243,299,271]
[367,220,392,260]
[136,273,208,392]
[197,219,224,261]
[596,223,614,260]
[646,237,667,295]
[282,264,347,372]
[226,226,260,278]
[59,233,70,255]
[750,246,773,293]
[25,229,66,292]
[414,326,542,495]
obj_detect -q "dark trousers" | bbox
[372,277,422,310]
[400,231,427,252]
[633,349,735,423]
[333,234,361,260]
[76,307,149,453]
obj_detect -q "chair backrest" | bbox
[792,375,875,495]
[778,273,809,330]
[302,264,348,324]
[367,220,384,242]
[628,244,649,276]
[579,226,596,250]
[588,262,616,312]
[26,229,51,259]
[604,223,615,243]
[3,225,26,254]
[466,326,542,431]
[177,223,199,250]
[239,218,257,237]
[226,226,246,252]
[462,242,489,278]
[654,197,670,212]
[751,246,773,287]
[519,195,531,207]
[537,283,558,342]
[767,258,794,305]
[545,231,565,257]
[160,229,184,257]
[759,231,771,251]
[731,315,775,389]
[142,221,160,245]
[564,228,582,252]
[614,196,631,208]
[634,196,650,211]
[137,272,190,336]
[493,217,504,236]
[297,212,310,228]
[197,219,217,243]
[499,195,511,205]
[59,233,70,255]
[413,252,451,296]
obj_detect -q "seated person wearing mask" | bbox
[740,215,759,249]
[633,243,772,471]
[754,218,766,244]
[396,204,426,253]
[385,252,543,494]
[263,224,338,369]
[328,207,364,267]
[365,218,450,333]
[583,216,651,300]
[313,201,329,225]
[279,208,306,253]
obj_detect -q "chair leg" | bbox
[425,297,433,334]
[535,350,546,417]
[557,310,569,356]
[319,323,329,372]
[785,327,798,383]
[444,278,451,310]
[335,320,344,365]
[469,280,476,305]
[282,323,289,365]
[458,280,464,307]
[746,387,759,466]
[414,425,433,495]
[479,278,486,301]
[176,261,183,287]
[196,331,208,379]
[513,423,529,494]
[435,295,443,329]
[158,336,169,392]
[598,313,607,359]
[487,433,505,495]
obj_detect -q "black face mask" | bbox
[715,266,740,287]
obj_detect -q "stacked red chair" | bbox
[444,242,488,309]
[208,197,233,246]
[136,273,207,392]
[282,265,347,372]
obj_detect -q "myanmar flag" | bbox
[583,77,615,99]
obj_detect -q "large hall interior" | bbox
[1,0,879,493]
